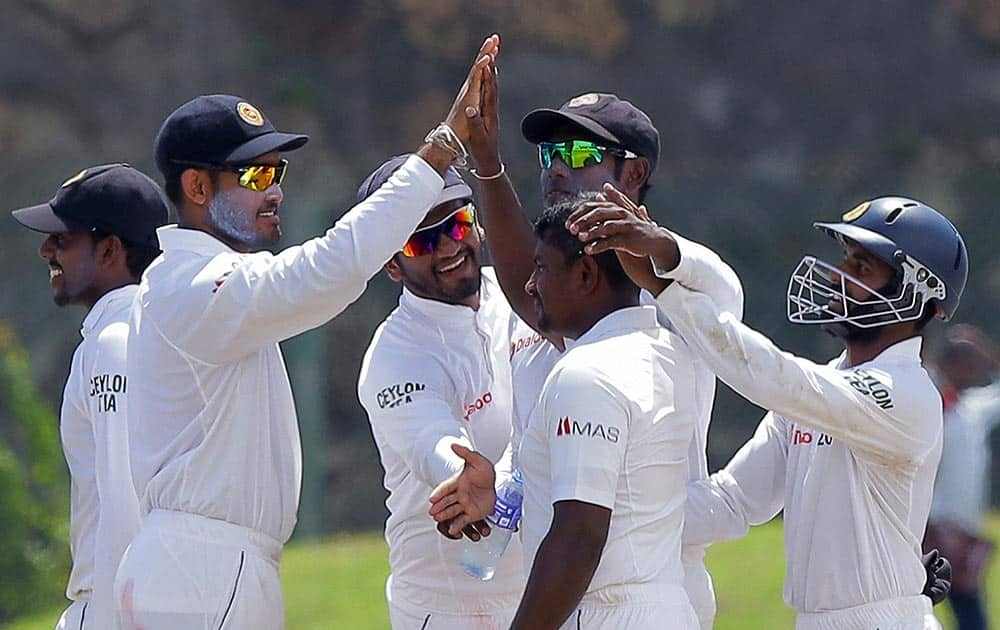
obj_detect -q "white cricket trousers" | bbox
[55,597,89,630]
[560,583,699,629]
[113,509,284,630]
[388,602,516,629]
[795,595,941,630]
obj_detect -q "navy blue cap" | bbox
[12,164,170,247]
[357,154,473,207]
[154,94,309,178]
[521,93,660,173]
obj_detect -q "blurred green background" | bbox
[3,0,1000,625]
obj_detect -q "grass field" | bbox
[8,516,1000,629]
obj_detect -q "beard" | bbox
[398,249,482,305]
[822,274,904,342]
[207,190,277,251]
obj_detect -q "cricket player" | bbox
[567,192,968,629]
[11,164,168,630]
[356,156,524,629]
[432,194,702,629]
[113,36,501,629]
[434,69,741,628]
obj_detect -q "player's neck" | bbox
[843,325,919,367]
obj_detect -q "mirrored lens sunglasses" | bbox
[170,159,288,192]
[537,140,637,169]
[401,204,476,258]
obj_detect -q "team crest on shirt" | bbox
[843,368,894,409]
[555,416,620,443]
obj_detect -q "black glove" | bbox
[921,549,952,605]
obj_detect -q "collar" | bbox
[835,336,924,369]
[81,284,138,338]
[156,224,236,257]
[568,304,658,349]
[398,268,498,323]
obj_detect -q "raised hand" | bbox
[444,35,500,147]
[428,443,498,538]
[418,35,500,174]
[466,55,502,177]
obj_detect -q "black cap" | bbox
[357,154,473,207]
[12,164,169,247]
[521,93,660,172]
[154,94,309,178]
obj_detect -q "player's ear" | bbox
[384,255,404,283]
[577,255,600,295]
[94,234,126,268]
[621,157,650,199]
[181,168,212,207]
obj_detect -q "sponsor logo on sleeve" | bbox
[843,368,894,410]
[462,391,493,422]
[554,416,620,443]
[89,373,126,413]
[376,382,426,409]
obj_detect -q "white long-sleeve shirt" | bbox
[61,284,142,629]
[357,268,524,614]
[663,236,942,614]
[128,155,443,543]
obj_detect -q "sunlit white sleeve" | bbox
[160,155,443,363]
[657,285,940,465]
[652,232,744,319]
[358,342,469,488]
[684,412,789,546]
[543,363,628,510]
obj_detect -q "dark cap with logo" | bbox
[11,164,170,247]
[154,94,309,178]
[521,93,660,172]
[357,154,473,208]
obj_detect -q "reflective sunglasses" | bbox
[402,204,476,257]
[537,140,637,169]
[171,159,288,192]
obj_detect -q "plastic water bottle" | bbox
[459,469,523,580]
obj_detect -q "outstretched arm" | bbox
[464,57,544,335]
[428,443,498,540]
[169,36,504,362]
[685,412,788,546]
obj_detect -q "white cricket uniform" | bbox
[507,235,743,629]
[115,156,444,629]
[661,236,943,629]
[519,305,700,629]
[56,285,142,630]
[357,268,524,628]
